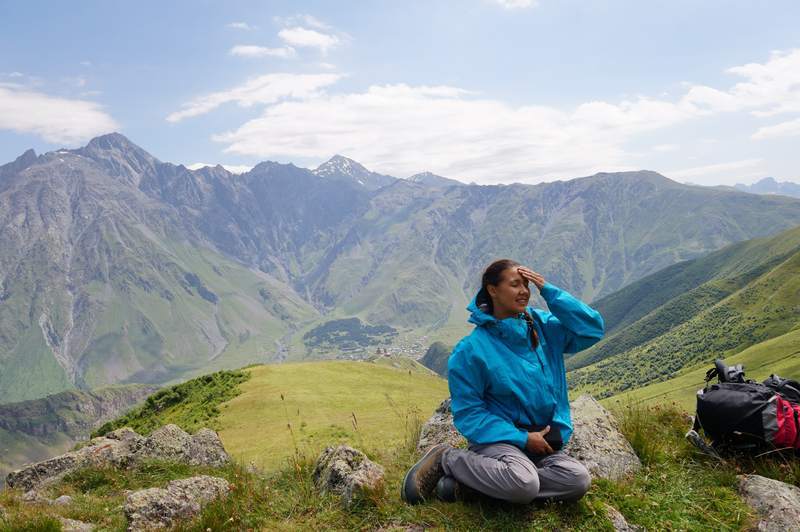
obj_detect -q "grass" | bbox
[606,327,800,410]
[215,361,449,471]
[0,397,769,531]
[10,359,800,530]
[92,369,250,437]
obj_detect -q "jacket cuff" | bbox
[511,428,529,449]
[539,282,559,300]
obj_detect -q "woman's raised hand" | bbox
[517,266,545,291]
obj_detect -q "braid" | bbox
[522,311,540,349]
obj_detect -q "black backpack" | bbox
[687,359,800,454]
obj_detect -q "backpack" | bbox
[687,359,800,455]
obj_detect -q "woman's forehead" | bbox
[501,267,524,283]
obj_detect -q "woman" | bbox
[401,259,605,505]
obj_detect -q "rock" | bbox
[59,517,95,531]
[312,445,385,508]
[53,494,74,505]
[21,489,51,503]
[564,395,641,481]
[124,475,230,531]
[738,474,800,531]
[417,398,466,452]
[6,424,230,491]
[374,525,426,532]
[604,503,641,531]
[187,428,231,467]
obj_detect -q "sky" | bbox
[1,0,799,186]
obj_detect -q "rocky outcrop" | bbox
[59,517,95,531]
[563,395,641,481]
[124,475,230,531]
[313,445,385,508]
[604,503,641,531]
[6,424,229,492]
[738,474,800,531]
[417,398,465,452]
[417,394,640,481]
[0,385,157,439]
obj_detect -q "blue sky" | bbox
[1,0,799,185]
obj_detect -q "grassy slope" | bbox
[606,327,800,411]
[2,361,774,531]
[216,361,449,471]
[569,240,800,398]
[568,224,800,372]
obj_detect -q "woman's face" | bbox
[488,266,531,316]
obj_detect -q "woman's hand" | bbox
[525,425,554,455]
[517,266,545,291]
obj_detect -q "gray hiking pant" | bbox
[441,442,591,504]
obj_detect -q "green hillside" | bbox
[15,360,792,530]
[0,384,155,484]
[568,225,800,399]
[607,327,800,410]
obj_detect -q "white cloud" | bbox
[212,83,664,182]
[653,143,679,152]
[201,48,800,184]
[227,22,255,30]
[752,117,800,140]
[166,73,341,123]
[274,14,330,30]
[0,85,118,144]
[490,0,539,8]
[278,27,340,54]
[187,162,252,174]
[229,45,296,59]
[666,159,764,182]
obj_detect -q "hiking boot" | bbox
[401,443,450,504]
[435,475,461,502]
[436,475,480,502]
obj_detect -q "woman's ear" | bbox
[487,285,497,298]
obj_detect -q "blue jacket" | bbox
[447,282,605,449]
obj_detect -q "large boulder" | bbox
[564,395,641,481]
[124,475,230,531]
[416,398,466,452]
[6,424,230,491]
[312,445,385,509]
[416,395,640,481]
[738,474,800,531]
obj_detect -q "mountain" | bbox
[313,154,397,191]
[419,341,453,377]
[735,177,800,198]
[0,383,155,484]
[0,134,318,402]
[567,224,800,398]
[406,171,464,189]
[4,134,800,403]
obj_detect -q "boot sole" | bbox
[401,444,446,504]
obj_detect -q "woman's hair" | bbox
[476,258,539,349]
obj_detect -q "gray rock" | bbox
[59,517,95,531]
[564,395,641,481]
[313,445,385,508]
[124,475,230,531]
[53,494,74,505]
[738,474,800,531]
[6,424,230,491]
[416,395,640,481]
[604,503,642,531]
[416,398,466,452]
[21,488,51,503]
